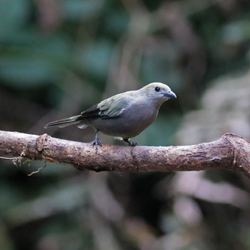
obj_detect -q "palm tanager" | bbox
[44,82,177,152]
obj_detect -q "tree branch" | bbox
[0,130,249,177]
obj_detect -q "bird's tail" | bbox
[44,115,83,128]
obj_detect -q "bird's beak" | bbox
[164,90,177,99]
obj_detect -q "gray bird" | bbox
[44,82,177,152]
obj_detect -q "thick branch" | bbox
[0,130,249,177]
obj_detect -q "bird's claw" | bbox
[129,141,137,146]
[123,139,137,147]
[91,138,102,153]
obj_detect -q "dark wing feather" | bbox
[80,94,131,119]
[80,104,100,119]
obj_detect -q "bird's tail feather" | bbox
[44,115,83,128]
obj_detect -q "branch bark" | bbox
[0,130,249,177]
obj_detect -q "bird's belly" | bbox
[91,111,157,138]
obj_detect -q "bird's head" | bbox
[140,82,177,105]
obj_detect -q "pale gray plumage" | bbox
[45,82,177,152]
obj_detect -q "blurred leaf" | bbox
[0,0,30,36]
[0,29,72,53]
[221,20,250,45]
[4,178,88,227]
[0,56,61,86]
[0,30,72,86]
[62,0,102,20]
[77,40,112,79]
[103,10,129,37]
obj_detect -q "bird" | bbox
[44,82,177,152]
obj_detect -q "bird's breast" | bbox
[90,103,158,138]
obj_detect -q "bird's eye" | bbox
[155,87,160,92]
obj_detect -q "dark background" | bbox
[1,0,250,249]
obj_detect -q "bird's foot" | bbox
[123,139,138,147]
[90,138,102,153]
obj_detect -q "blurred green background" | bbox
[1,0,250,249]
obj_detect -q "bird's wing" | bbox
[81,93,132,119]
[80,104,100,118]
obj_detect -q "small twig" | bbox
[0,153,24,166]
[0,150,25,161]
[28,163,47,176]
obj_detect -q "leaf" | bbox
[77,40,112,79]
[62,0,102,20]
[0,56,60,86]
[221,20,250,45]
[0,0,30,36]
